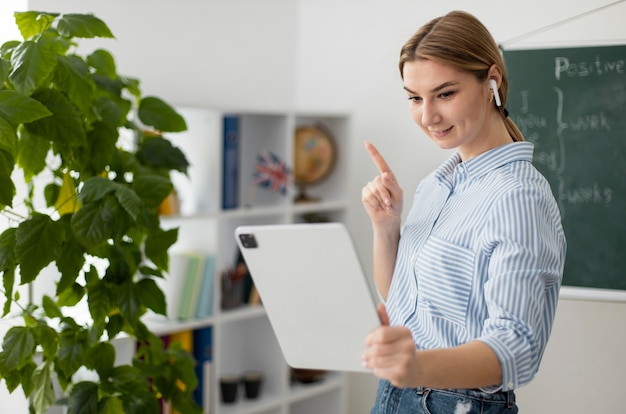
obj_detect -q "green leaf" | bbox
[0,227,17,271]
[25,88,87,148]
[44,182,60,207]
[138,97,187,132]
[57,323,89,379]
[132,175,172,208]
[0,326,36,372]
[86,121,118,174]
[139,265,163,278]
[86,280,113,326]
[122,391,160,414]
[42,295,63,319]
[0,90,52,126]
[0,117,17,159]
[18,361,36,397]
[87,342,115,377]
[117,280,142,323]
[1,266,15,316]
[106,314,124,339]
[100,396,124,414]
[79,176,116,203]
[104,242,139,287]
[32,361,56,414]
[138,137,189,174]
[9,40,57,96]
[137,278,166,316]
[57,14,114,39]
[71,202,112,249]
[14,11,58,40]
[56,236,86,293]
[15,214,65,284]
[103,197,134,242]
[0,149,16,207]
[67,381,98,414]
[94,95,130,128]
[34,323,59,361]
[1,364,21,392]
[109,365,145,391]
[113,185,142,221]
[87,49,116,78]
[0,40,19,57]
[0,57,10,83]
[54,55,95,114]
[145,228,178,271]
[57,282,85,307]
[122,76,141,98]
[16,128,50,182]
[0,228,17,315]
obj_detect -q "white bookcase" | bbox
[144,107,352,414]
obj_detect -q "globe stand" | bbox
[294,183,320,203]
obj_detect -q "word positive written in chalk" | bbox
[554,55,625,80]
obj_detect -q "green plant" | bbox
[0,11,201,414]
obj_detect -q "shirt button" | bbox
[507,382,514,389]
[457,165,465,173]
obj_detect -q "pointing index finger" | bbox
[364,141,392,174]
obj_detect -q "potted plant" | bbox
[0,11,201,414]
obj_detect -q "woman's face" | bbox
[402,59,495,160]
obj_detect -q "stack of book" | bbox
[160,253,216,321]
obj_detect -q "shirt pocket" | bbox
[415,235,475,327]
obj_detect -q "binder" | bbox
[222,115,240,209]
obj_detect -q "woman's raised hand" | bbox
[361,141,403,225]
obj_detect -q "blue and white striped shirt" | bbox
[385,141,566,392]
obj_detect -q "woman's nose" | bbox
[420,100,440,126]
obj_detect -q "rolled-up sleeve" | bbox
[477,184,566,392]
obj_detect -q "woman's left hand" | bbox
[362,304,420,388]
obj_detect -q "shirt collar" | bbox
[434,142,535,184]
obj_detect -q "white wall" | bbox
[4,1,626,412]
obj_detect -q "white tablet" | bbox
[234,222,380,372]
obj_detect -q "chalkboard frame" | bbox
[503,45,626,302]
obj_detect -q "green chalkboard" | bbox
[503,45,626,291]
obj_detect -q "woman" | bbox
[361,11,566,413]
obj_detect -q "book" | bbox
[192,326,213,412]
[194,255,216,319]
[222,115,240,209]
[177,254,205,320]
[158,254,190,320]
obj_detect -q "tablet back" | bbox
[234,222,380,372]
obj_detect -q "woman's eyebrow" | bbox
[403,81,459,95]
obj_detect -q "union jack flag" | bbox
[253,150,290,195]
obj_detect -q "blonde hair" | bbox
[399,10,524,142]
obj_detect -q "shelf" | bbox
[218,392,283,414]
[160,199,349,222]
[289,371,346,403]
[157,107,351,414]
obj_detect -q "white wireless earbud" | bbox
[489,79,502,107]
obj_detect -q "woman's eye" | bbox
[439,90,455,99]
[407,96,422,103]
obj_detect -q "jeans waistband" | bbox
[415,387,516,409]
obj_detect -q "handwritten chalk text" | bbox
[554,56,624,80]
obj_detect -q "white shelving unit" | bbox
[149,107,351,414]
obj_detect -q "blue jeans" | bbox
[371,380,518,414]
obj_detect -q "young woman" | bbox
[361,11,566,413]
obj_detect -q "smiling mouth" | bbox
[430,126,453,136]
